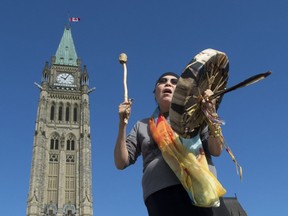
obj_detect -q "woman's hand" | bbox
[201,89,217,116]
[202,89,224,156]
[118,99,133,124]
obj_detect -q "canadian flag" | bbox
[69,17,80,22]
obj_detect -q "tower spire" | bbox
[55,27,78,66]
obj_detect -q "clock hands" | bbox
[62,74,70,80]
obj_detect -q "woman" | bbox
[114,72,229,216]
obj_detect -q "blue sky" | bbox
[1,0,287,215]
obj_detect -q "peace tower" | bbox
[26,27,93,216]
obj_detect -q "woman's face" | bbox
[154,75,178,113]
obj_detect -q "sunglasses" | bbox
[157,77,178,85]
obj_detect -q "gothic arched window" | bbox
[50,136,59,150]
[66,136,75,151]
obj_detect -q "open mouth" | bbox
[163,89,172,94]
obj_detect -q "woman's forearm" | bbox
[114,122,129,169]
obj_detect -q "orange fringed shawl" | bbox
[149,114,226,207]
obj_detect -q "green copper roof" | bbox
[55,27,78,66]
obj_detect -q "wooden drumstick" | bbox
[119,53,131,124]
[119,53,128,102]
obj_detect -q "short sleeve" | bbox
[126,122,142,165]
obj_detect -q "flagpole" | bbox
[67,11,71,29]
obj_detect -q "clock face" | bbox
[56,73,74,85]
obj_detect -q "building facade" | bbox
[26,27,93,216]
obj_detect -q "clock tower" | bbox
[26,27,94,216]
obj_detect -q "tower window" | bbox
[66,139,75,151]
[58,106,63,121]
[67,140,70,151]
[50,106,55,121]
[66,107,70,121]
[73,107,77,122]
[50,139,54,150]
[50,137,59,150]
[71,140,75,150]
[55,139,59,150]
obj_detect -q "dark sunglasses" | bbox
[158,77,178,85]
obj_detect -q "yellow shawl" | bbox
[149,114,226,207]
